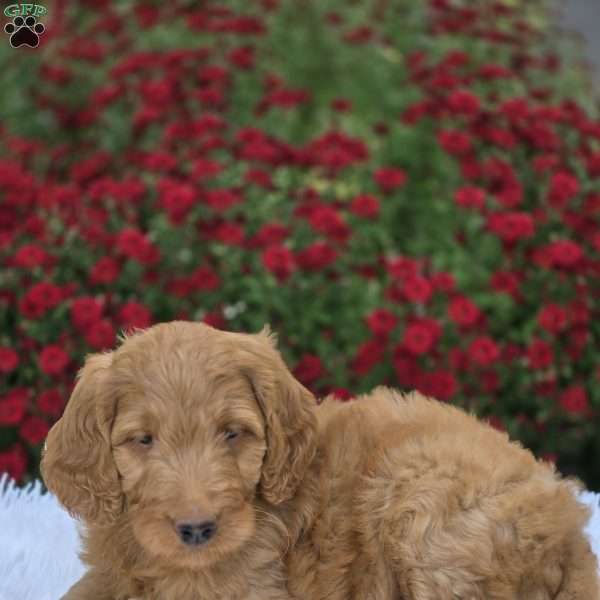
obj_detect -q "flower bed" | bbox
[0,0,599,486]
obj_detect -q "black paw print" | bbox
[4,16,45,48]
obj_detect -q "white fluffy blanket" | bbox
[1,474,599,600]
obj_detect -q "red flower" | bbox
[0,444,27,482]
[39,345,70,376]
[0,388,28,426]
[548,171,579,209]
[296,242,337,271]
[204,188,243,212]
[447,89,480,115]
[417,370,457,402]
[293,354,324,385]
[559,385,588,415]
[351,339,385,375]
[366,309,398,337]
[14,244,51,268]
[527,339,553,369]
[349,194,380,218]
[308,206,351,242]
[86,319,116,350]
[487,212,535,243]
[116,228,160,265]
[438,129,472,155]
[262,245,295,282]
[118,301,152,330]
[90,257,120,285]
[37,388,66,417]
[454,186,485,210]
[19,282,63,319]
[0,347,19,373]
[468,337,500,367]
[190,265,221,291]
[402,274,433,304]
[71,296,103,329]
[538,304,568,333]
[19,415,49,446]
[402,322,436,356]
[374,167,407,193]
[448,296,481,327]
[213,222,245,246]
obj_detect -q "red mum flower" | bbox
[262,245,295,282]
[86,319,116,350]
[295,242,337,271]
[402,322,436,356]
[448,296,481,327]
[527,339,554,369]
[543,240,584,269]
[0,347,19,374]
[71,297,103,330]
[351,339,385,375]
[213,222,245,246]
[293,354,324,386]
[19,415,50,446]
[366,309,398,337]
[559,385,588,415]
[19,282,63,319]
[438,129,472,155]
[39,345,70,376]
[0,388,28,426]
[468,336,500,367]
[454,186,485,210]
[14,244,51,268]
[447,89,480,115]
[118,301,152,330]
[90,257,121,285]
[190,265,221,291]
[374,167,407,193]
[0,444,27,482]
[37,388,65,417]
[538,304,568,334]
[350,194,380,218]
[308,206,351,243]
[548,171,579,209]
[417,370,457,402]
[487,212,535,243]
[402,274,433,304]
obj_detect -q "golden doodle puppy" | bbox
[41,321,598,599]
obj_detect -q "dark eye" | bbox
[138,434,154,447]
[223,429,239,442]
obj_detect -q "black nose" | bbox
[175,520,218,546]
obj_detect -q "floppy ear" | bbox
[40,352,123,524]
[239,327,318,505]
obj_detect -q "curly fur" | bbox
[41,321,599,599]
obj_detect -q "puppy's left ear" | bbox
[239,327,317,505]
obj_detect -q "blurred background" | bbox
[1,0,599,489]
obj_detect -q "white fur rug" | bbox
[0,474,599,600]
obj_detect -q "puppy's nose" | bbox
[175,520,218,546]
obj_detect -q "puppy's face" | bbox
[110,336,266,568]
[41,322,317,570]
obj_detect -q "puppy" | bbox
[41,321,599,599]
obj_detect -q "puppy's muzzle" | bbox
[175,520,218,546]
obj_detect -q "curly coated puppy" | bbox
[41,321,598,599]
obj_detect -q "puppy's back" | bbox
[333,388,599,598]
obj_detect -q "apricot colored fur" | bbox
[41,322,599,599]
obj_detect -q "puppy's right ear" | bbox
[40,352,123,524]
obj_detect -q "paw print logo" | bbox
[4,15,45,48]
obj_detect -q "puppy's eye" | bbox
[223,429,240,442]
[137,434,154,447]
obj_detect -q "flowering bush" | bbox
[1,0,599,487]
